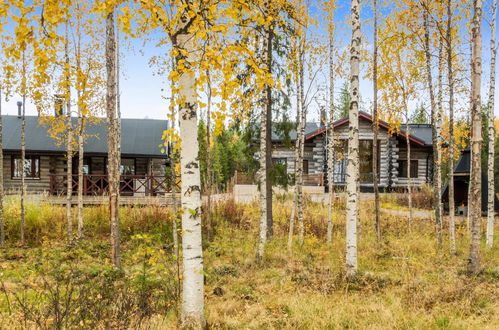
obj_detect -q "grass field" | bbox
[0,198,497,329]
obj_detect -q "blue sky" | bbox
[2,0,498,121]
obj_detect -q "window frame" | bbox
[11,155,41,180]
[398,159,419,178]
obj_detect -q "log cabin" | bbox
[268,111,434,191]
[2,114,171,197]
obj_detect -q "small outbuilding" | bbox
[442,150,499,215]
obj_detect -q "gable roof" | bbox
[453,149,470,173]
[2,115,169,157]
[271,122,319,142]
[305,111,430,147]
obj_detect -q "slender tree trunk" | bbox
[287,197,295,252]
[66,103,73,245]
[423,8,442,247]
[20,95,26,245]
[436,36,444,245]
[467,0,483,276]
[372,0,380,243]
[486,0,497,249]
[206,70,212,241]
[171,147,179,259]
[106,8,120,267]
[257,26,272,261]
[77,115,84,239]
[0,87,4,246]
[170,57,179,259]
[288,34,300,250]
[326,4,336,245]
[346,0,361,279]
[296,36,306,247]
[467,21,473,232]
[20,51,27,245]
[65,21,73,246]
[447,0,456,253]
[174,8,205,327]
[265,26,274,239]
[406,118,413,231]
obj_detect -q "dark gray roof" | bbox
[400,124,433,146]
[454,149,470,173]
[271,122,319,142]
[2,115,169,157]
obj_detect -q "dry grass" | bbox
[0,198,497,329]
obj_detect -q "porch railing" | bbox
[233,171,324,186]
[49,174,180,197]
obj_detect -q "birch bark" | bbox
[372,0,380,244]
[65,21,73,246]
[20,96,26,245]
[468,0,483,276]
[106,9,121,267]
[423,7,442,247]
[446,0,456,253]
[257,26,271,261]
[174,7,205,327]
[486,0,497,249]
[296,34,306,247]
[326,3,335,244]
[346,0,361,279]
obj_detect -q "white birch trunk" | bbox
[468,0,483,276]
[436,37,444,246]
[406,119,413,231]
[372,0,380,244]
[446,0,456,253]
[257,30,270,261]
[175,9,205,327]
[326,5,336,244]
[486,0,497,249]
[346,0,361,279]
[296,37,306,247]
[65,21,73,245]
[106,9,121,267]
[206,71,213,241]
[77,114,84,239]
[423,8,442,247]
[20,95,26,245]
[287,197,296,252]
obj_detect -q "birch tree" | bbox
[446,0,456,253]
[486,0,497,249]
[257,6,273,259]
[422,4,443,247]
[467,0,483,276]
[64,20,74,246]
[372,0,381,243]
[105,6,121,267]
[346,0,361,279]
[325,0,336,245]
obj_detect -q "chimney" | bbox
[16,101,22,118]
[54,94,64,116]
[320,105,327,128]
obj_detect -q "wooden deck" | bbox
[8,194,181,206]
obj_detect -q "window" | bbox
[303,160,309,175]
[120,158,136,175]
[12,156,40,179]
[359,140,380,183]
[332,140,380,183]
[272,158,287,166]
[398,160,418,178]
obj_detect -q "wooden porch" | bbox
[49,174,180,197]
